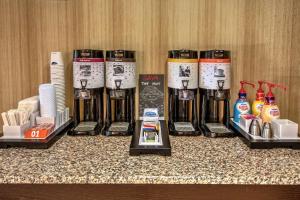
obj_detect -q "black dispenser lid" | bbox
[200,50,230,59]
[106,50,135,60]
[168,50,198,59]
[73,49,104,58]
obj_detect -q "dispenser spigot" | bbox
[78,79,90,99]
[217,80,225,90]
[182,80,189,90]
[215,80,225,100]
[80,79,87,90]
[115,79,122,89]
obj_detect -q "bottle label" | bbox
[236,102,250,113]
[262,106,280,122]
[168,59,198,89]
[106,61,136,89]
[253,102,264,116]
[269,108,280,117]
[199,59,230,89]
[73,58,104,89]
[256,103,263,111]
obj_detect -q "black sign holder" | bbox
[130,120,171,156]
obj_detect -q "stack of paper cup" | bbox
[39,84,57,118]
[50,52,66,112]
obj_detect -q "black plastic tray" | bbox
[230,120,300,149]
[130,120,171,156]
[0,119,73,149]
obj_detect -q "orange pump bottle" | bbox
[261,82,286,123]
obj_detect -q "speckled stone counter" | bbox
[0,135,299,184]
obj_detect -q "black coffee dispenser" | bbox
[69,49,105,136]
[199,50,234,137]
[168,50,199,135]
[103,50,136,136]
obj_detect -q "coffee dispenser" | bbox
[69,49,105,136]
[168,50,199,135]
[199,50,233,137]
[103,50,136,136]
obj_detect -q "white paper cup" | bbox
[39,84,57,118]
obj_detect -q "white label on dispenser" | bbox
[168,60,198,89]
[199,59,231,90]
[73,58,104,89]
[106,61,136,89]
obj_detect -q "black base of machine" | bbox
[0,119,73,149]
[68,123,102,136]
[130,120,171,156]
[230,120,300,149]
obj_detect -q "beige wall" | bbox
[0,0,299,128]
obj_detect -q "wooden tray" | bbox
[230,120,300,149]
[0,119,73,149]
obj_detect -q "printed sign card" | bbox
[139,74,164,119]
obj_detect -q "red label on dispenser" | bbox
[74,58,104,62]
[199,58,231,63]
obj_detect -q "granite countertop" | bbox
[0,135,299,184]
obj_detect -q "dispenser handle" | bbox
[115,79,122,89]
[240,81,255,88]
[182,80,189,90]
[266,82,287,91]
[217,80,224,90]
[264,82,287,97]
[80,79,87,89]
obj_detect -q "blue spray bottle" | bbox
[233,81,255,123]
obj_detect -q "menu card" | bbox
[139,74,164,119]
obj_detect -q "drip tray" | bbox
[174,122,195,132]
[109,122,129,132]
[74,121,97,132]
[205,123,232,134]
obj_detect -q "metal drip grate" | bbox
[74,121,97,132]
[174,122,195,132]
[109,122,129,132]
[205,123,232,134]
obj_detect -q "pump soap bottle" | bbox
[233,81,255,123]
[252,80,266,116]
[261,82,286,123]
